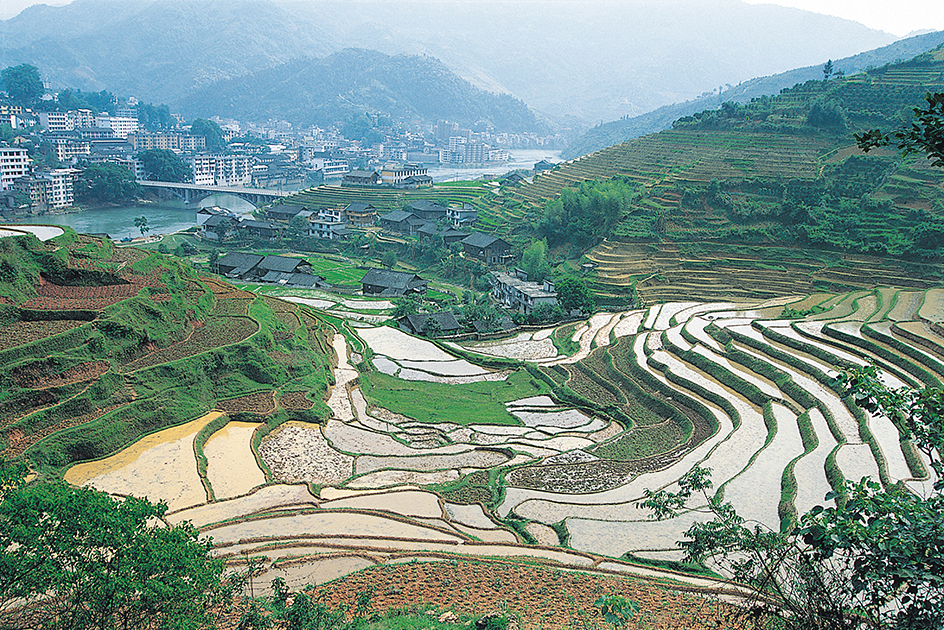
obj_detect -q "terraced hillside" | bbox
[587,241,943,305]
[55,273,944,613]
[481,46,944,300]
[0,229,335,476]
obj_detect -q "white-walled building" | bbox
[95,115,139,139]
[188,154,253,187]
[38,168,77,208]
[0,147,31,191]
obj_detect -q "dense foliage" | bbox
[137,148,193,182]
[1,64,43,107]
[74,162,142,203]
[538,177,644,247]
[0,462,230,630]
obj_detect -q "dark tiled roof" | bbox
[257,256,305,273]
[409,199,446,213]
[345,202,376,212]
[461,232,506,248]
[218,252,264,269]
[361,268,426,290]
[379,210,415,223]
[402,312,461,333]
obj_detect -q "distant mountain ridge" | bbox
[0,0,897,126]
[176,49,546,132]
[562,30,944,159]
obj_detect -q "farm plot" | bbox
[60,285,943,589]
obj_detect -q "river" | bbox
[12,194,257,241]
[13,149,561,239]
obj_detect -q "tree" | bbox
[381,250,398,269]
[822,59,834,82]
[75,163,142,203]
[555,276,595,315]
[856,92,944,168]
[1,64,43,107]
[137,148,193,182]
[521,239,551,282]
[190,118,226,151]
[0,470,230,630]
[135,215,150,237]
[639,365,944,629]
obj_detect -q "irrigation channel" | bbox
[64,287,944,596]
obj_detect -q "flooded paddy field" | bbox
[60,286,941,596]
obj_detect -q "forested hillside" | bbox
[478,46,944,304]
[177,49,546,132]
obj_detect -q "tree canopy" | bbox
[190,118,226,151]
[75,163,142,203]
[137,148,192,182]
[0,465,230,630]
[555,276,595,315]
[856,91,944,168]
[1,64,44,107]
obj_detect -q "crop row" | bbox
[121,316,260,372]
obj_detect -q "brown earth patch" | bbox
[279,391,314,410]
[13,360,111,390]
[0,319,89,349]
[218,391,277,415]
[307,559,736,630]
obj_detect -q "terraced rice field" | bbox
[63,285,944,613]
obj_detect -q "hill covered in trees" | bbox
[563,30,944,159]
[177,49,547,133]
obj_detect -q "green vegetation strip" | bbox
[358,369,549,426]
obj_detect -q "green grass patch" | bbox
[359,369,548,426]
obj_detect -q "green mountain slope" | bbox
[177,49,545,132]
[564,30,944,159]
[0,230,335,478]
[479,46,944,304]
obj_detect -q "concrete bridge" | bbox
[139,181,291,207]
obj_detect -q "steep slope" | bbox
[177,49,545,132]
[478,46,944,302]
[564,30,944,159]
[0,230,335,477]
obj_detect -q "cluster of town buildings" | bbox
[202,197,558,315]
[1,91,566,215]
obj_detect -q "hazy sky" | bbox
[0,0,942,37]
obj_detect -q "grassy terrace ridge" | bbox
[276,181,496,214]
[0,231,336,478]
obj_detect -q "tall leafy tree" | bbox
[1,64,44,107]
[856,92,944,167]
[555,276,595,315]
[190,118,226,151]
[75,163,142,203]
[0,472,231,630]
[137,148,192,182]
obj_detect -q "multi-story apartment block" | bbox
[188,154,253,187]
[95,115,138,139]
[178,135,206,152]
[72,109,95,128]
[50,138,91,163]
[13,175,48,210]
[0,147,31,191]
[38,168,76,208]
[128,131,177,151]
[39,111,73,132]
[380,163,428,186]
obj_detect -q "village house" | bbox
[407,199,448,221]
[398,312,462,337]
[199,214,237,241]
[446,203,478,228]
[342,170,380,186]
[490,269,558,315]
[416,223,468,245]
[216,252,264,276]
[266,204,307,222]
[237,219,282,240]
[461,233,512,264]
[360,268,428,297]
[343,202,377,226]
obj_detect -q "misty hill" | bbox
[563,30,944,159]
[0,0,895,126]
[176,49,545,133]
